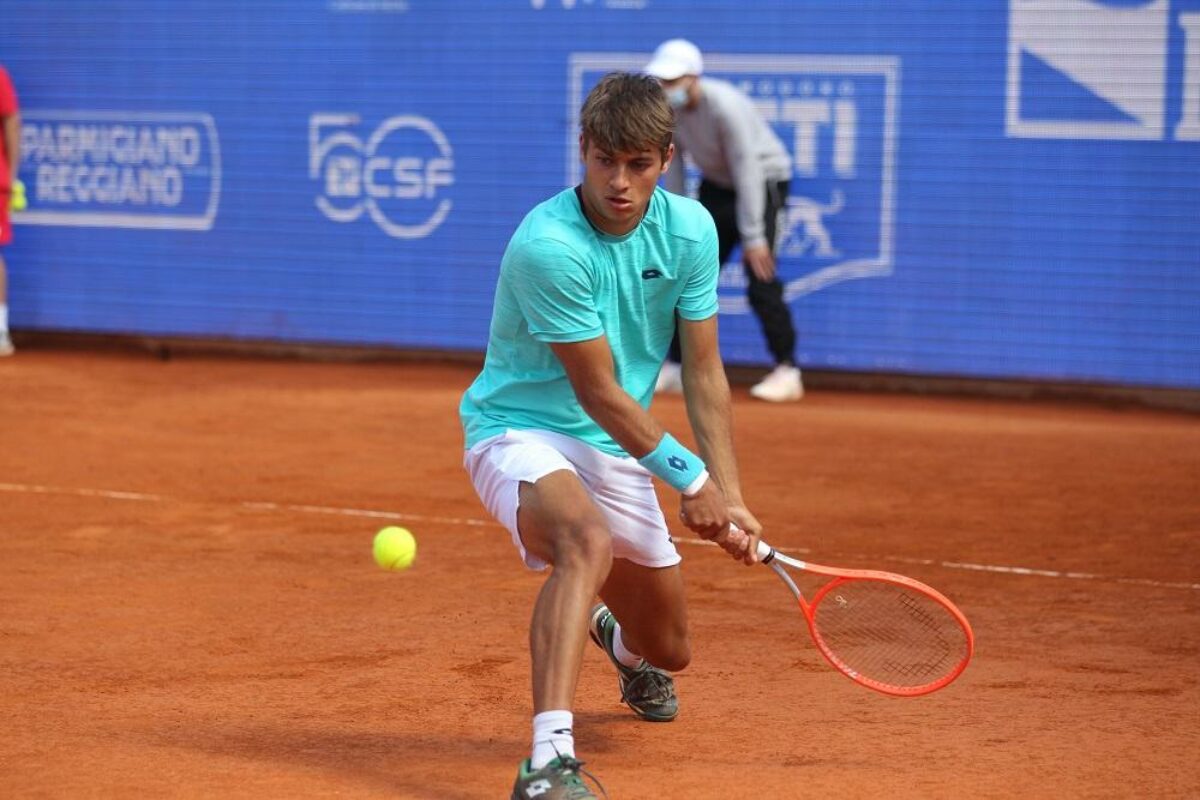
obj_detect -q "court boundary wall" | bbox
[14,331,1198,415]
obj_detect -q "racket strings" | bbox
[811,580,969,688]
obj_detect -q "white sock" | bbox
[0,305,8,334]
[612,625,644,669]
[531,710,574,769]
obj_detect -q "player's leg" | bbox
[516,469,615,715]
[509,470,614,798]
[587,561,687,723]
[577,445,687,721]
[464,433,610,798]
[599,559,689,670]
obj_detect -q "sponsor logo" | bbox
[16,111,220,231]
[568,54,899,311]
[667,455,687,471]
[641,267,663,279]
[310,113,454,239]
[531,0,648,9]
[1007,0,1200,141]
[327,0,409,11]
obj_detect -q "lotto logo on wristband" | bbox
[638,434,705,494]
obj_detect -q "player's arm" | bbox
[506,239,663,456]
[550,337,739,553]
[510,237,740,553]
[677,314,761,564]
[549,336,663,456]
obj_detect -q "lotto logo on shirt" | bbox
[310,113,455,240]
[17,111,221,231]
[568,55,899,310]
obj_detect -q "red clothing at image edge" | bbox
[0,65,17,244]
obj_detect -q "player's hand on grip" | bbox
[708,523,755,564]
[680,482,760,564]
[679,478,729,542]
[724,510,763,566]
[725,507,763,566]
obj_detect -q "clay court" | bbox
[2,348,1198,798]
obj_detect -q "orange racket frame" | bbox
[756,540,975,696]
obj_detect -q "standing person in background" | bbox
[0,64,22,357]
[646,39,803,402]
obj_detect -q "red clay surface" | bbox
[2,349,1198,798]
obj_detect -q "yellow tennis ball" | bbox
[10,179,27,212]
[373,526,416,571]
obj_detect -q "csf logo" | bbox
[309,113,454,239]
[1007,0,1200,140]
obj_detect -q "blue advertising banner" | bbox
[2,0,1197,388]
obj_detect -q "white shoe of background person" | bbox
[749,363,803,402]
[0,333,13,357]
[654,360,683,394]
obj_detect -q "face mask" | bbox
[666,85,689,109]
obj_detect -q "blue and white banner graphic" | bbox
[20,111,220,230]
[1,0,1196,389]
[569,54,899,315]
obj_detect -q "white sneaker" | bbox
[654,361,683,394]
[0,333,13,357]
[749,364,803,402]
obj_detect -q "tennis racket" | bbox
[753,538,974,696]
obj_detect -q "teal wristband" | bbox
[638,433,706,493]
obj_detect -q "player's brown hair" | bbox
[580,72,674,161]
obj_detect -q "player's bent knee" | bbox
[550,521,613,577]
[642,634,691,672]
[650,646,690,673]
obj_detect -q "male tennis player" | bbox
[460,72,763,799]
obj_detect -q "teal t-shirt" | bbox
[459,185,720,457]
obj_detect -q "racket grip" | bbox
[729,523,775,563]
[755,539,774,562]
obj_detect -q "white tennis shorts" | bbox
[463,428,681,571]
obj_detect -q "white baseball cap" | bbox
[644,39,703,81]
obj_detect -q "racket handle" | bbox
[756,539,775,563]
[729,523,776,563]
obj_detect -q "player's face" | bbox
[578,137,673,236]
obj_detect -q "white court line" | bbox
[239,500,494,528]
[4,481,1198,591]
[0,482,167,502]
